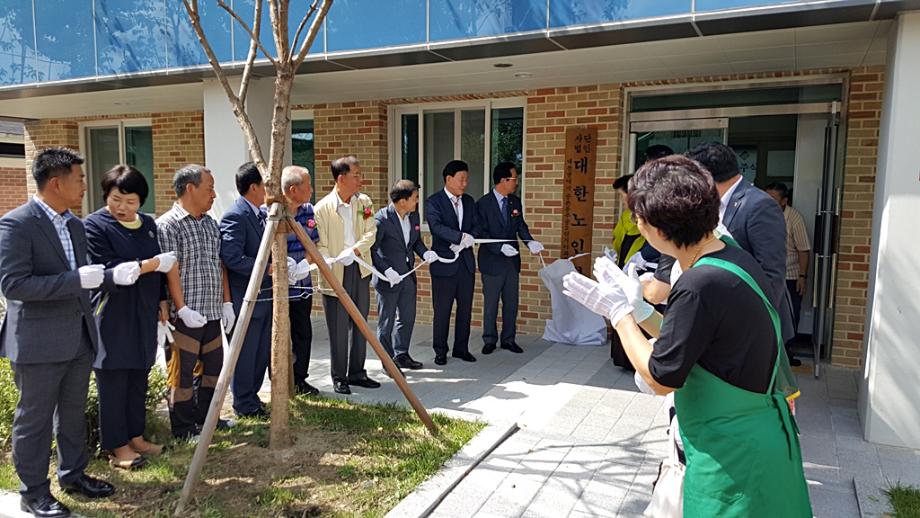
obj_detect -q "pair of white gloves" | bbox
[562,256,654,326]
[286,256,312,285]
[449,233,477,254]
[78,251,178,289]
[382,250,440,287]
[173,301,235,333]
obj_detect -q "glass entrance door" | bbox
[627,118,728,173]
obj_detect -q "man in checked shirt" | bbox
[157,165,235,439]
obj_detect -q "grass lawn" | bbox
[887,483,920,518]
[0,396,484,517]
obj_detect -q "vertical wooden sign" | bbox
[561,127,597,275]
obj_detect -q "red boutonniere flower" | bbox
[511,209,521,218]
[306,219,316,229]
[363,206,372,220]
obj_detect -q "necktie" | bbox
[258,209,267,229]
[501,196,510,226]
[452,197,461,223]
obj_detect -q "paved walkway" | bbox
[291,318,920,517]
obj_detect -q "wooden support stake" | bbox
[288,217,439,436]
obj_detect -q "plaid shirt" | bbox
[287,203,320,299]
[156,203,223,320]
[783,205,811,280]
[33,196,77,270]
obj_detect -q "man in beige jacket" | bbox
[314,155,380,394]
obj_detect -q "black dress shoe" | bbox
[333,380,351,394]
[236,407,269,420]
[482,344,497,355]
[789,356,803,367]
[295,381,320,396]
[434,354,447,366]
[452,351,477,362]
[395,354,423,370]
[501,343,524,354]
[60,474,115,499]
[21,495,71,518]
[348,376,381,389]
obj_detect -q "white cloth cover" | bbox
[538,258,607,346]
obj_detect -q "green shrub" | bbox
[0,359,16,450]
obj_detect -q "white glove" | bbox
[78,264,105,289]
[500,244,519,257]
[289,259,311,283]
[603,246,618,265]
[562,271,634,325]
[593,258,654,323]
[337,248,356,266]
[177,306,207,328]
[154,251,177,273]
[113,261,140,286]
[460,233,475,249]
[221,302,236,333]
[384,267,402,287]
[423,250,439,264]
[287,256,297,271]
[157,320,175,348]
[527,240,544,254]
[624,252,648,272]
[449,243,462,254]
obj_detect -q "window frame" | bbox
[78,118,153,215]
[388,97,527,228]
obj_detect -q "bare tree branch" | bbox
[294,0,332,70]
[182,0,268,173]
[217,0,279,67]
[269,0,291,63]
[290,0,318,57]
[238,0,263,105]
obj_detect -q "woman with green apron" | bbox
[563,155,812,517]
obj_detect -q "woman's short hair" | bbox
[628,155,719,248]
[101,165,149,205]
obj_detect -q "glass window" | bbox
[695,0,803,12]
[423,111,455,202]
[166,0,232,68]
[401,114,419,187]
[550,0,690,28]
[291,119,316,203]
[0,4,38,86]
[327,0,425,52]
[491,107,524,196]
[460,109,486,198]
[95,0,168,75]
[34,0,96,81]
[124,126,155,214]
[631,84,843,112]
[430,0,546,41]
[85,124,155,212]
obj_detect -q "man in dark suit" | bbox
[425,160,479,366]
[0,148,115,518]
[219,162,272,418]
[372,180,438,370]
[476,162,544,355]
[686,142,799,363]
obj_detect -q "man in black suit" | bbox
[371,180,438,370]
[476,162,543,354]
[425,160,479,366]
[0,148,115,518]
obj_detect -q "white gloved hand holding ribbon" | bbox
[562,271,635,325]
[154,251,177,273]
[423,250,439,264]
[500,244,519,257]
[113,261,141,286]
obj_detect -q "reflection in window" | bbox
[327,0,425,52]
[166,0,232,67]
[124,126,155,213]
[94,0,167,75]
[291,119,316,204]
[35,0,95,81]
[430,0,546,41]
[549,0,690,27]
[0,5,38,86]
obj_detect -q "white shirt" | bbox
[719,176,744,221]
[396,206,411,246]
[335,190,356,247]
[444,188,463,227]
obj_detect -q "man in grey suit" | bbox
[371,180,438,370]
[0,148,115,518]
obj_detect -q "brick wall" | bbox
[831,66,885,367]
[23,119,80,199]
[0,166,27,215]
[151,111,205,214]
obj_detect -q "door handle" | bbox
[828,253,838,310]
[812,254,823,305]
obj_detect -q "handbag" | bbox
[644,413,684,518]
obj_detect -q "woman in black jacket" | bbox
[85,165,176,469]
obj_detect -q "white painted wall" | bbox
[859,12,920,449]
[202,78,291,219]
[792,114,825,334]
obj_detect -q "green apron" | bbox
[674,257,812,517]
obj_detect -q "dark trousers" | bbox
[432,269,474,356]
[231,308,271,416]
[376,276,417,358]
[786,279,803,332]
[167,319,223,437]
[95,368,149,451]
[11,329,93,499]
[322,264,370,382]
[481,269,520,347]
[290,297,314,383]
